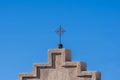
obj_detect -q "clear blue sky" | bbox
[0,0,120,80]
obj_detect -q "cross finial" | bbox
[56,25,66,49]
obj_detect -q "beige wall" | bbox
[19,48,101,80]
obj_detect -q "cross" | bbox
[56,25,66,48]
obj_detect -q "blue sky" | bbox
[0,0,120,80]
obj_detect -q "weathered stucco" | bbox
[19,48,101,80]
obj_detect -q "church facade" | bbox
[19,48,101,80]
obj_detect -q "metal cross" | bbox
[56,25,66,44]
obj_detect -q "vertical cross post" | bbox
[56,25,66,48]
